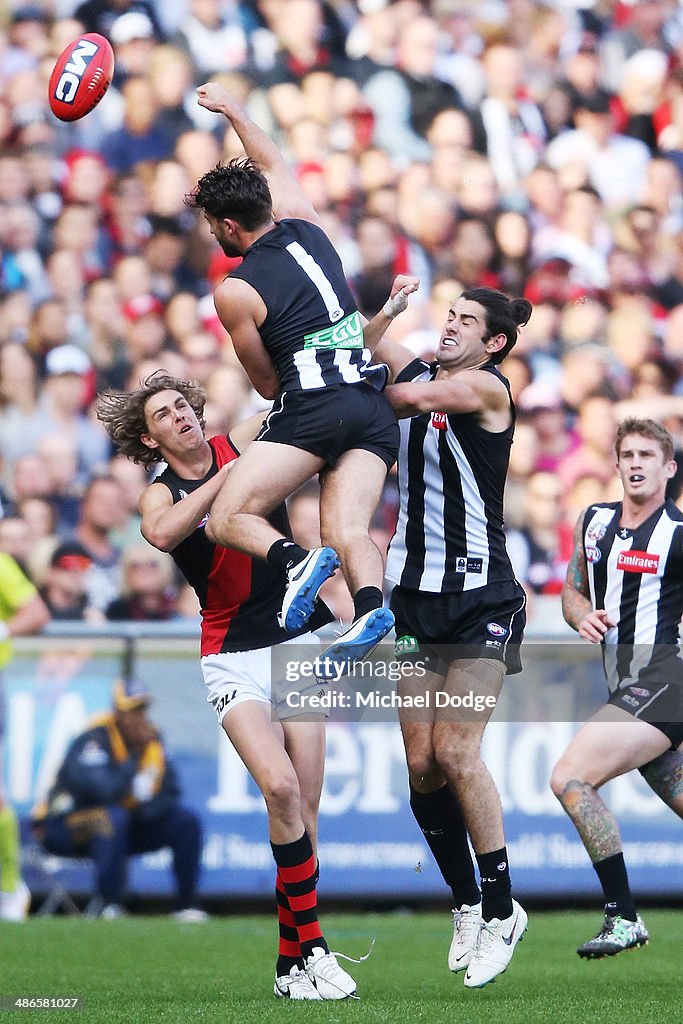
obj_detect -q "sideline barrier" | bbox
[6,622,682,901]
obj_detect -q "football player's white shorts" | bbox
[201,633,329,723]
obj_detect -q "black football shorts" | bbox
[257,382,399,469]
[391,580,527,676]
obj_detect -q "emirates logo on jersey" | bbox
[431,412,447,430]
[616,550,660,574]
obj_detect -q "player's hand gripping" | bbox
[382,275,420,318]
[196,82,239,116]
[578,608,615,643]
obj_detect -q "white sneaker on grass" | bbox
[464,899,527,988]
[0,880,30,921]
[448,903,482,973]
[173,908,209,922]
[99,903,127,919]
[305,947,358,999]
[274,965,322,1000]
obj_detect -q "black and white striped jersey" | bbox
[582,499,683,688]
[385,359,517,593]
[227,218,386,393]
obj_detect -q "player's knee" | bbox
[550,760,580,801]
[406,749,439,786]
[262,772,301,820]
[321,519,366,550]
[433,732,479,779]
[204,517,220,544]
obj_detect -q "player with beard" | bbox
[365,288,531,988]
[186,81,417,676]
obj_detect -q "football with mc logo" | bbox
[48,34,115,122]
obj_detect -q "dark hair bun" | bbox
[511,298,532,327]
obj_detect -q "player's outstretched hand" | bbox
[578,608,615,643]
[383,275,420,319]
[196,82,237,115]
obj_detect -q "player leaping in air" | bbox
[186,81,417,674]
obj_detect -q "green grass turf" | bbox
[1,910,679,1023]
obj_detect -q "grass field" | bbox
[1,909,679,1023]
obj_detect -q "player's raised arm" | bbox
[196,81,321,225]
[362,275,420,381]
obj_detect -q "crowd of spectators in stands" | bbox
[2,0,683,625]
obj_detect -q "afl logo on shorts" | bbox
[629,687,651,698]
[486,622,508,637]
[586,546,601,563]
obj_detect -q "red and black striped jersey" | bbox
[155,435,331,655]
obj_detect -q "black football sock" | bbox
[275,869,302,977]
[409,784,480,909]
[593,853,637,921]
[267,539,309,574]
[353,586,383,620]
[271,831,329,961]
[476,847,513,922]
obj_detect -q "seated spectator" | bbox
[0,341,42,493]
[33,679,205,920]
[0,200,46,303]
[16,496,56,551]
[363,15,465,165]
[517,384,579,473]
[147,46,200,140]
[72,476,127,615]
[121,293,168,364]
[258,0,348,88]
[558,393,618,489]
[38,539,104,624]
[506,471,573,596]
[109,10,162,85]
[172,0,250,79]
[101,75,174,174]
[107,455,146,549]
[33,344,111,486]
[177,331,222,386]
[75,1,165,44]
[106,545,178,621]
[545,91,651,210]
[83,277,130,393]
[142,215,199,300]
[533,185,610,289]
[0,516,32,573]
[559,344,615,414]
[480,41,546,199]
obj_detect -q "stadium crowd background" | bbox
[1,0,683,628]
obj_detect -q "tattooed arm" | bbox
[561,509,615,642]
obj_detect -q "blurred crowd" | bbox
[1,0,683,623]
